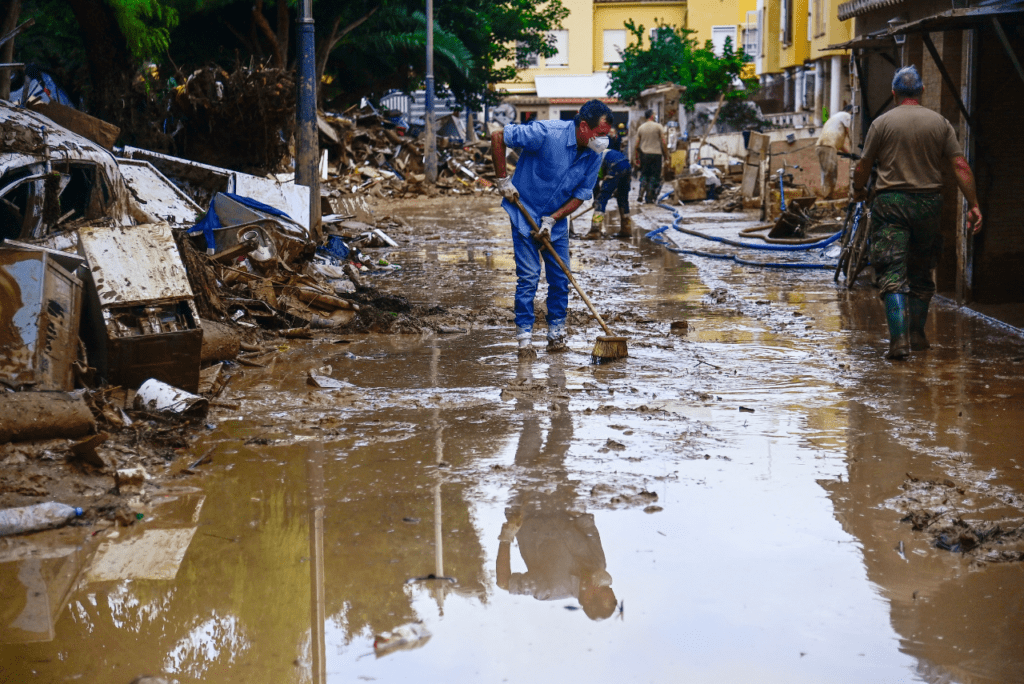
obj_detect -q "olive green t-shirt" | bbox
[861,104,963,192]
[636,120,665,155]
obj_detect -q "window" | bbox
[711,26,737,57]
[516,42,538,68]
[603,29,626,64]
[742,10,759,60]
[813,0,827,38]
[547,30,568,67]
[649,26,673,43]
[781,0,794,44]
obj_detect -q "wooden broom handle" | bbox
[512,197,614,337]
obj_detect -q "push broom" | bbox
[512,197,629,363]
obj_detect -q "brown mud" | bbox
[1,191,1023,683]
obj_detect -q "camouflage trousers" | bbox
[869,191,943,301]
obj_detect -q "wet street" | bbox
[3,193,1023,683]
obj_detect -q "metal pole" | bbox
[296,0,322,241]
[830,55,842,118]
[424,0,438,183]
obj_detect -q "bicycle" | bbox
[833,173,874,288]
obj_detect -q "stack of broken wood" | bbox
[169,65,296,173]
[317,105,496,199]
[176,235,361,334]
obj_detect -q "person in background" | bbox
[634,109,668,204]
[852,66,982,361]
[585,129,633,239]
[491,99,613,358]
[816,104,852,198]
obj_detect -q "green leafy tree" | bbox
[314,0,569,110]
[435,0,569,110]
[315,4,476,108]
[110,0,179,62]
[607,20,757,110]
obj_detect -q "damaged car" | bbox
[0,99,145,250]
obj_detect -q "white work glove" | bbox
[499,509,523,542]
[537,216,556,242]
[496,176,518,201]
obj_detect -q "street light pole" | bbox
[296,0,322,241]
[424,0,438,183]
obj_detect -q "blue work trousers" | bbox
[596,159,632,214]
[511,226,570,335]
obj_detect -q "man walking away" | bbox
[491,99,613,358]
[634,109,668,204]
[816,105,852,198]
[852,66,982,361]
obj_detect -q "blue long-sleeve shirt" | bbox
[501,119,602,238]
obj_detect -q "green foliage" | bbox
[108,0,180,63]
[16,0,568,112]
[607,20,757,110]
[15,0,89,98]
[372,10,475,80]
[314,0,569,110]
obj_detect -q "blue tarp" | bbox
[188,193,295,251]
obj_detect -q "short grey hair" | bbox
[892,66,923,99]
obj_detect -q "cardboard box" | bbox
[675,176,707,202]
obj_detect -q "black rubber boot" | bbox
[908,297,930,350]
[883,293,910,361]
[615,214,632,238]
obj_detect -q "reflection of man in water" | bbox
[495,362,618,621]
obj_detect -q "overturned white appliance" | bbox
[77,223,203,392]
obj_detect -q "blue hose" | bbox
[647,193,838,270]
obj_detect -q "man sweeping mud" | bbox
[853,66,982,360]
[492,100,613,358]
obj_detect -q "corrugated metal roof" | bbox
[837,0,904,22]
[887,0,1024,33]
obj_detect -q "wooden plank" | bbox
[27,101,120,150]
[675,176,706,202]
[768,137,851,199]
[740,132,771,199]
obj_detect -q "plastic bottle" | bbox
[0,502,84,536]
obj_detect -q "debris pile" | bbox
[167,65,297,173]
[892,476,1024,565]
[317,104,496,199]
[1,94,457,524]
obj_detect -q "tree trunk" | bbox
[315,7,379,104]
[66,0,133,121]
[252,0,282,68]
[314,16,340,104]
[0,0,21,101]
[276,0,289,69]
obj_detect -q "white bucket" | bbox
[134,378,209,417]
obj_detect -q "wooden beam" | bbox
[922,32,977,138]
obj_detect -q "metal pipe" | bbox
[813,60,824,125]
[295,0,322,241]
[424,0,438,183]
[830,55,842,117]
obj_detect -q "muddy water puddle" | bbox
[3,197,1023,683]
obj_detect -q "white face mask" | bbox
[587,136,609,153]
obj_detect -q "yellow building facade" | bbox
[750,0,853,125]
[687,0,759,58]
[492,0,687,122]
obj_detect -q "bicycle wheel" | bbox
[847,210,872,285]
[833,203,857,283]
